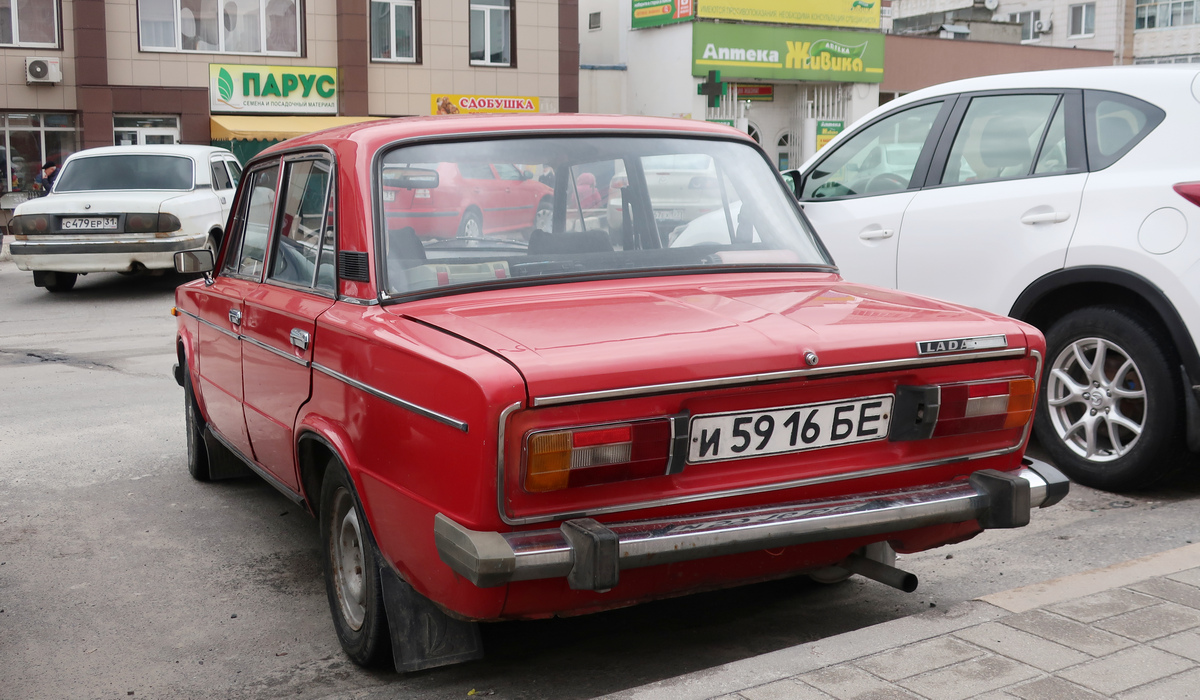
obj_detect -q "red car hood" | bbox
[391,273,1031,401]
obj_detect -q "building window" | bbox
[1069,3,1096,35]
[1136,0,1198,29]
[371,0,419,62]
[588,11,601,30]
[0,0,59,47]
[746,123,760,144]
[470,0,512,67]
[1009,10,1042,41]
[137,0,301,55]
[777,132,791,170]
[2,113,79,193]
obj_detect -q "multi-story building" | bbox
[892,0,1200,64]
[0,0,579,194]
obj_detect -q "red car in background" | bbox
[171,114,1068,674]
[383,160,552,240]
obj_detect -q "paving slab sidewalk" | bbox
[600,543,1200,700]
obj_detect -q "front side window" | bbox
[371,0,418,62]
[941,94,1061,185]
[55,155,194,191]
[1136,0,1198,28]
[137,0,301,55]
[470,0,511,66]
[0,0,59,46]
[379,137,827,297]
[1069,3,1096,35]
[802,102,943,199]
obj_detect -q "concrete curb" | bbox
[599,542,1200,700]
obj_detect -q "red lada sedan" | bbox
[171,115,1067,673]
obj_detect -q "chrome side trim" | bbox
[531,348,1027,407]
[244,335,309,367]
[180,309,239,341]
[438,461,1068,589]
[496,401,524,525]
[312,362,469,432]
[337,296,379,306]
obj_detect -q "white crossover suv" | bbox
[8,145,241,292]
[787,66,1200,492]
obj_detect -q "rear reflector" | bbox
[1174,182,1200,208]
[525,420,672,492]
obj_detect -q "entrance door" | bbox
[113,115,181,146]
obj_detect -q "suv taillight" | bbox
[1174,182,1200,208]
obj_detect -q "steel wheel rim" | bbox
[331,488,367,630]
[463,214,481,237]
[1047,336,1147,462]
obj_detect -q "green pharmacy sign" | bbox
[692,22,884,83]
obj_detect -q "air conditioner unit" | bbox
[26,57,62,84]
[1034,18,1052,33]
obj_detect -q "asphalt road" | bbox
[3,255,1200,700]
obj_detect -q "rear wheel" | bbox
[183,368,211,481]
[320,462,392,667]
[1034,306,1181,491]
[457,209,482,238]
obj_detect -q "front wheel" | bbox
[183,368,211,481]
[457,209,482,238]
[320,462,392,668]
[1034,306,1181,491]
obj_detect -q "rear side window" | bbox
[1084,90,1164,171]
[211,161,232,190]
[941,94,1060,185]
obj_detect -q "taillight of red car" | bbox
[1174,182,1200,208]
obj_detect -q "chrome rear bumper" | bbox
[435,458,1069,591]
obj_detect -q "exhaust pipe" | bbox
[840,552,919,592]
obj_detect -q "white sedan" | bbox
[8,145,241,292]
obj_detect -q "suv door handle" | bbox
[289,328,311,351]
[1021,211,1070,224]
[859,228,895,240]
[228,309,242,326]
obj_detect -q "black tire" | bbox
[320,462,392,668]
[183,368,211,481]
[1034,306,1182,491]
[44,272,77,292]
[208,229,223,254]
[457,208,482,238]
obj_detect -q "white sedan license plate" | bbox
[687,394,895,464]
[62,217,118,230]
[654,209,685,221]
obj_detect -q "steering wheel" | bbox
[866,172,909,193]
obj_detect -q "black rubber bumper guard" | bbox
[434,458,1070,592]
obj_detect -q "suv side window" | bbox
[1084,90,1165,171]
[223,165,280,279]
[941,94,1061,185]
[802,101,944,199]
[269,157,333,288]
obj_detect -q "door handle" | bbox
[220,196,227,204]
[1021,211,1070,224]
[289,328,311,351]
[858,228,895,240]
[228,309,242,326]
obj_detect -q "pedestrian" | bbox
[36,160,58,193]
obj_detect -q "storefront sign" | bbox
[737,84,774,101]
[692,23,884,83]
[431,94,540,114]
[632,0,694,28]
[696,0,880,30]
[210,64,338,114]
[817,120,844,149]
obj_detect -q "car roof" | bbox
[257,114,755,161]
[893,65,1200,107]
[64,145,235,161]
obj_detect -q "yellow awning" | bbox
[209,115,385,141]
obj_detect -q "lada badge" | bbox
[916,334,1008,355]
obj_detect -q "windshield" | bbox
[378,136,829,297]
[55,154,194,191]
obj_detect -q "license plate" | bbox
[687,394,894,464]
[62,217,118,230]
[382,190,396,202]
[654,209,684,221]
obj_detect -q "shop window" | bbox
[1069,3,1096,36]
[470,0,513,67]
[137,0,301,55]
[1008,10,1042,41]
[114,115,181,146]
[1136,0,1198,29]
[2,113,79,194]
[0,0,59,47]
[371,0,419,62]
